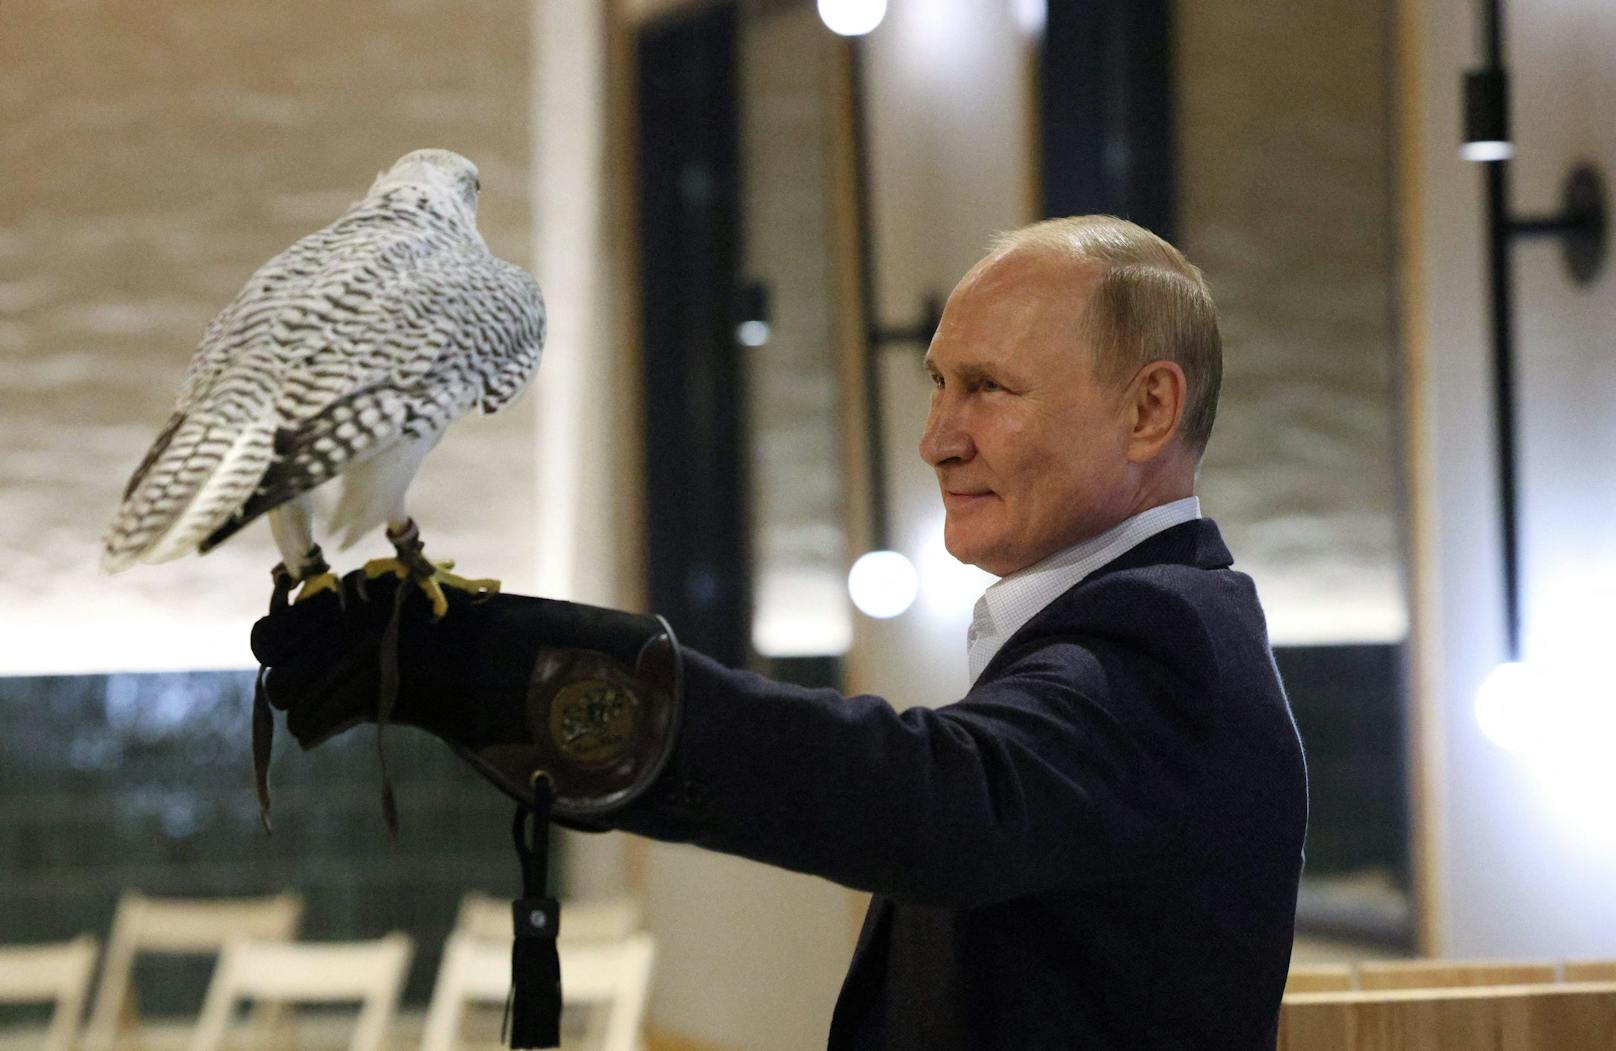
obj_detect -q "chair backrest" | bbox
[421,930,655,1051]
[1285,964,1356,995]
[455,893,643,944]
[1355,957,1559,991]
[0,936,100,1051]
[83,890,303,1051]
[1564,959,1616,983]
[1279,982,1616,1051]
[187,934,413,1051]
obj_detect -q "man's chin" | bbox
[941,529,998,576]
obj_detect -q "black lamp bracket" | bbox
[1507,163,1608,286]
[869,291,944,350]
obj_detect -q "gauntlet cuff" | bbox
[453,615,683,819]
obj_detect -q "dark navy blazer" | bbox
[610,519,1308,1049]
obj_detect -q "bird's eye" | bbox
[473,177,481,192]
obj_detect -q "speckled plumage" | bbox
[102,149,544,576]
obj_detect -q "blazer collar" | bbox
[973,519,1233,685]
[1085,517,1233,579]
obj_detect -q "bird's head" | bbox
[369,148,481,220]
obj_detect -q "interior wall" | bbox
[1407,0,1616,955]
[0,0,540,674]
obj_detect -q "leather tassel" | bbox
[252,666,274,833]
[508,897,561,1049]
[374,575,409,838]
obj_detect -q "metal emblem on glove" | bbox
[549,678,640,767]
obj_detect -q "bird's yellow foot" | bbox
[294,571,342,604]
[362,520,498,618]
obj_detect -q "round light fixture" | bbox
[1461,140,1515,163]
[848,549,918,619]
[736,319,770,347]
[1474,660,1539,752]
[817,0,886,37]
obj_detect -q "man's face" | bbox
[919,251,1136,577]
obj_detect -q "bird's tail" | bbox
[102,414,278,573]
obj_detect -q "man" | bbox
[253,216,1307,1048]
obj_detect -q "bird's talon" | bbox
[294,572,342,604]
[362,556,411,582]
[421,578,450,620]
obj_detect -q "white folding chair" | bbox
[455,894,643,945]
[420,930,654,1051]
[0,936,100,1051]
[84,891,303,1051]
[187,934,413,1051]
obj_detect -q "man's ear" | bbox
[1125,360,1186,463]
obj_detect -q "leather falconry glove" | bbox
[248,569,683,823]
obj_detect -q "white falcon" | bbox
[102,149,545,614]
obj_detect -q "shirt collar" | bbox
[966,496,1202,683]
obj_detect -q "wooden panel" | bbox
[1564,960,1616,982]
[1279,998,1354,1051]
[1281,983,1616,1051]
[1357,958,1558,991]
[1287,964,1357,994]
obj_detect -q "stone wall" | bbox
[1177,0,1407,644]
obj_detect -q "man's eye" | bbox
[928,372,944,389]
[981,378,1002,393]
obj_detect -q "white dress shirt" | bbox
[965,496,1203,683]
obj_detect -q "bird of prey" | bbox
[102,149,545,615]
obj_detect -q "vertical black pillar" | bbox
[637,5,751,666]
[1040,0,1177,237]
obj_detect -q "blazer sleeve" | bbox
[605,642,1185,908]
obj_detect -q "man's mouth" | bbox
[942,489,994,509]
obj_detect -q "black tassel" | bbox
[508,897,561,1049]
[507,790,561,1049]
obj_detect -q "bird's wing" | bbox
[102,217,363,571]
[196,236,543,553]
[109,224,348,522]
[468,255,545,414]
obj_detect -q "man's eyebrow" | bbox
[942,361,1001,384]
[924,356,1022,387]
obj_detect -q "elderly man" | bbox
[253,216,1307,1049]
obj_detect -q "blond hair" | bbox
[990,216,1222,453]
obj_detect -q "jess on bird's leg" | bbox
[361,518,498,618]
[269,545,341,611]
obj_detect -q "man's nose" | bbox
[919,399,973,467]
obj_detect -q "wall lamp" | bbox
[1463,0,1608,745]
[818,0,886,38]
